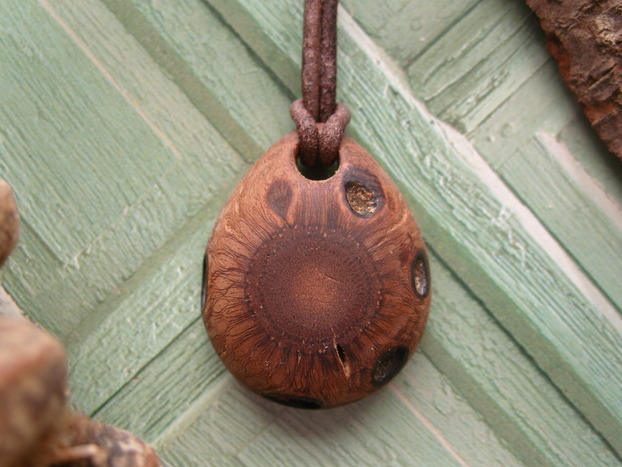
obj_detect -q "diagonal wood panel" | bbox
[0,0,620,465]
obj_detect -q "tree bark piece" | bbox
[526,0,622,161]
[0,316,159,467]
[0,317,67,467]
[0,180,19,268]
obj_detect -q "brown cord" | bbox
[318,0,338,122]
[292,0,349,168]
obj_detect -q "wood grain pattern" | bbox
[527,0,622,160]
[0,0,620,465]
[204,131,430,408]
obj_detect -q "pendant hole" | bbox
[262,393,323,409]
[411,249,430,299]
[372,346,409,387]
[296,156,339,180]
[345,181,378,217]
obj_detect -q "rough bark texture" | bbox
[0,180,19,268]
[203,130,431,409]
[41,413,160,467]
[0,316,160,467]
[0,318,67,467]
[526,0,622,161]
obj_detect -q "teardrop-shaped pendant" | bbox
[202,130,431,409]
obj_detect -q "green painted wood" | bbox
[0,0,245,338]
[100,0,294,162]
[505,135,622,309]
[0,1,176,263]
[558,116,622,204]
[421,251,619,466]
[1,0,621,465]
[407,0,550,134]
[469,60,578,167]
[340,0,481,67]
[153,367,471,467]
[207,0,622,454]
[392,0,622,312]
[93,319,228,442]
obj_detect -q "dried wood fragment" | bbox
[0,318,67,467]
[0,180,19,267]
[526,0,622,160]
[0,317,159,467]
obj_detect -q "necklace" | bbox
[202,0,430,409]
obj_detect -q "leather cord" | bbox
[291,0,350,168]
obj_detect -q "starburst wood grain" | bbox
[204,131,430,408]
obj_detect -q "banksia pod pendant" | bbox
[202,0,430,409]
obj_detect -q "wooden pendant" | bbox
[202,130,431,409]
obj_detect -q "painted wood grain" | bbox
[66,217,216,414]
[100,0,294,162]
[1,0,620,465]
[558,115,622,204]
[505,134,622,309]
[50,1,620,462]
[207,0,622,453]
[0,0,245,338]
[340,0,481,67]
[421,251,619,466]
[153,356,513,467]
[391,0,622,313]
[407,0,550,133]
[0,0,175,262]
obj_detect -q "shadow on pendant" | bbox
[244,376,395,437]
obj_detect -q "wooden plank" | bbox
[64,0,620,458]
[65,192,229,414]
[90,250,617,464]
[231,381,466,467]
[351,0,622,311]
[96,320,521,465]
[558,116,622,205]
[208,0,622,453]
[407,0,550,133]
[420,251,620,466]
[340,0,481,66]
[2,0,620,464]
[469,60,579,167]
[503,135,622,309]
[0,0,246,338]
[152,357,510,466]
[0,0,176,263]
[389,356,522,467]
[93,319,228,443]
[100,0,294,161]
[463,54,622,313]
